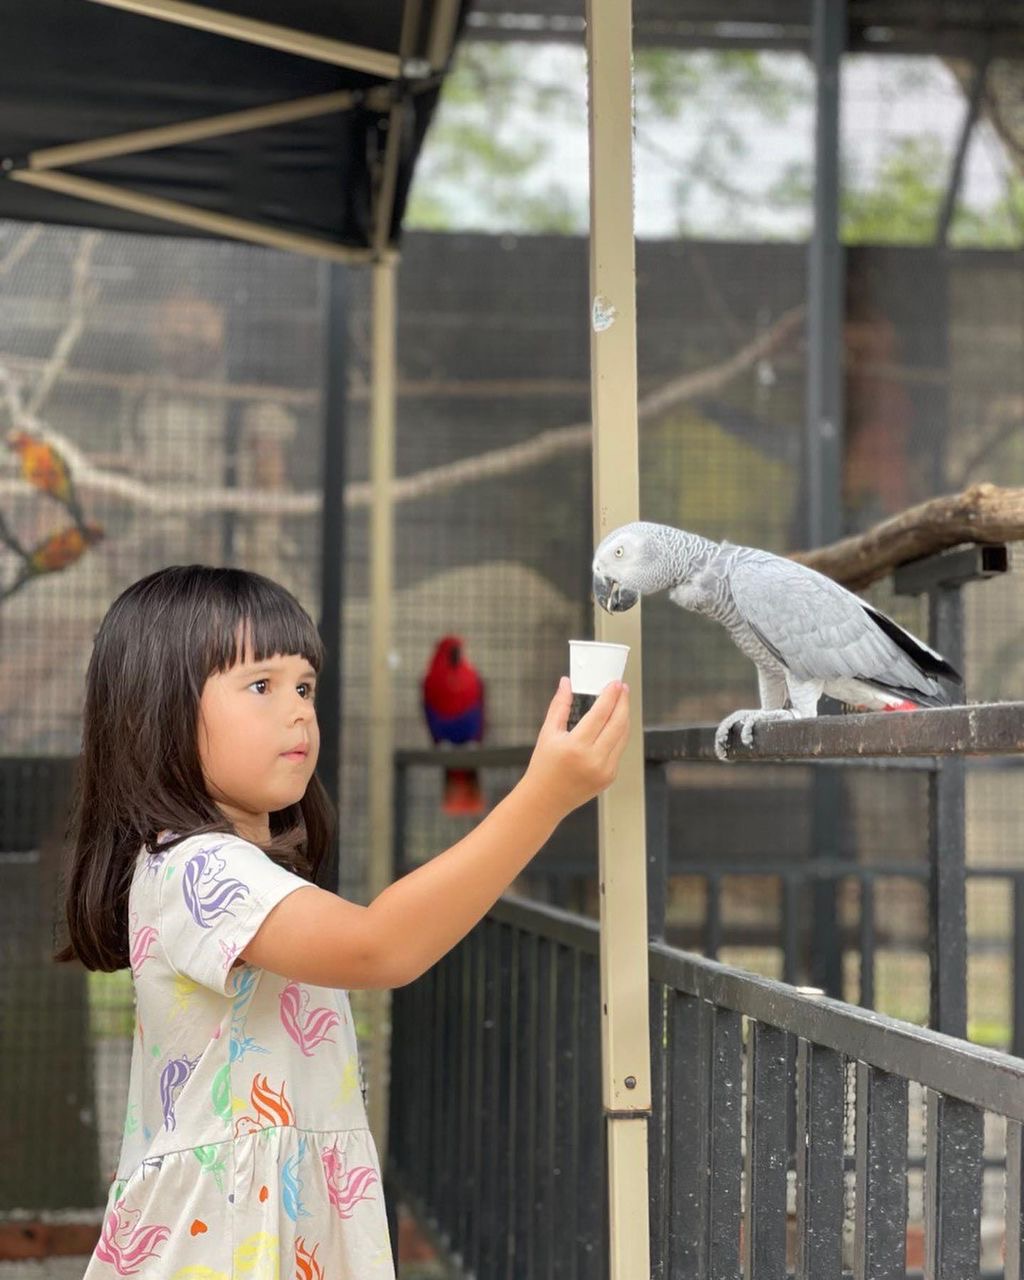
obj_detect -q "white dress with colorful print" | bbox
[83,834,394,1280]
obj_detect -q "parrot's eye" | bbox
[614,546,624,559]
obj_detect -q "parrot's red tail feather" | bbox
[882,700,920,712]
[443,769,485,816]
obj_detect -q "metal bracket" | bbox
[893,542,1009,597]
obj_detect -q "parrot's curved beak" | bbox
[592,574,638,613]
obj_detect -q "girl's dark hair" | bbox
[55,565,335,971]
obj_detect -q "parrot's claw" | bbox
[714,708,800,762]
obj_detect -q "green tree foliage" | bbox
[407,43,1024,248]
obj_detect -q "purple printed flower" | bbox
[182,847,249,929]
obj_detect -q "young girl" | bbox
[58,564,630,1278]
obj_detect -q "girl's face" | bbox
[198,648,320,842]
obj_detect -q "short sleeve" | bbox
[158,835,310,994]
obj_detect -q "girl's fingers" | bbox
[598,689,630,765]
[595,683,629,746]
[572,681,623,744]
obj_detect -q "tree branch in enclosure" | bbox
[0,302,806,514]
[26,232,98,418]
[792,483,1024,590]
[0,226,42,278]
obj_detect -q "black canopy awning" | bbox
[0,0,467,262]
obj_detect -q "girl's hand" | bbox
[522,676,630,821]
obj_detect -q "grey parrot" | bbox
[592,521,961,760]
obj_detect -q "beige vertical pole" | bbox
[367,255,398,1155]
[585,2,652,1278]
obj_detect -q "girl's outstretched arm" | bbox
[241,678,629,989]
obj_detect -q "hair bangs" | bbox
[201,569,324,678]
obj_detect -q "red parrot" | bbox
[7,429,84,524]
[422,635,486,816]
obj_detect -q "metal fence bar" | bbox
[392,760,408,879]
[437,952,457,1247]
[495,925,514,1280]
[554,945,581,1280]
[858,873,876,1008]
[386,982,408,1232]
[576,955,606,1279]
[742,1021,789,1280]
[667,991,710,1279]
[513,930,539,1279]
[645,760,669,943]
[648,983,669,1280]
[478,923,501,1279]
[502,929,521,1280]
[929,757,967,1038]
[810,766,844,996]
[455,935,474,1265]
[853,1063,908,1280]
[440,952,460,1239]
[705,873,722,961]
[1008,1119,1024,1280]
[707,1006,743,1280]
[1015,880,1024,1061]
[466,931,487,1273]
[534,937,556,1280]
[924,1090,985,1278]
[781,874,800,986]
[794,1039,844,1280]
[417,966,435,1231]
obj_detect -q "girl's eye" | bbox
[250,679,270,695]
[298,683,315,701]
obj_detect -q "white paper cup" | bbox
[568,640,630,696]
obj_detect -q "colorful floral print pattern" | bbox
[84,835,393,1278]
[280,982,341,1057]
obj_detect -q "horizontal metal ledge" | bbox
[644,702,1024,763]
[488,896,1024,1121]
[492,894,601,954]
[395,704,1024,771]
[649,943,1024,1122]
[893,542,1009,595]
[395,744,532,769]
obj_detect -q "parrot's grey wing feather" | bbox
[727,552,937,693]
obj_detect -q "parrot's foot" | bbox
[714,708,801,762]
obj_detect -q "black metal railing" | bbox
[389,697,1024,1278]
[642,706,1024,1055]
[389,892,1024,1280]
[389,907,606,1279]
[394,699,1024,1053]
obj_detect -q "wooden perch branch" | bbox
[792,483,1024,590]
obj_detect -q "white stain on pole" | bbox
[591,294,617,332]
